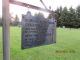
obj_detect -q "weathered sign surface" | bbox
[21,11,56,49]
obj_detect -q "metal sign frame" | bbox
[10,0,51,13]
[2,0,56,60]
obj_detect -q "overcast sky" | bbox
[1,0,80,19]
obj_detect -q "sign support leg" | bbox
[2,0,10,60]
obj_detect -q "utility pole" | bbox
[2,0,10,60]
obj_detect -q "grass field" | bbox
[0,27,80,60]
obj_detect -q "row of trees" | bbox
[0,5,80,28]
[0,13,45,26]
[54,5,80,28]
[0,15,20,26]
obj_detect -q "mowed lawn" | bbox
[0,27,80,60]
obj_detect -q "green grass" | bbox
[0,27,80,60]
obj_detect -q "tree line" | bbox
[54,5,80,28]
[0,5,80,28]
[0,15,20,26]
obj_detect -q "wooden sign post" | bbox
[2,0,10,60]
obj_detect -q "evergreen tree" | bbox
[68,7,76,27]
[55,7,62,27]
[59,7,69,27]
[47,5,80,28]
[76,5,80,27]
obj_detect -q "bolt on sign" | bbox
[21,11,56,49]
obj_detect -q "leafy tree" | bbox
[13,15,19,26]
[48,11,55,19]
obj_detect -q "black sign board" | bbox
[21,11,56,49]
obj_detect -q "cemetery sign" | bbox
[21,11,56,49]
